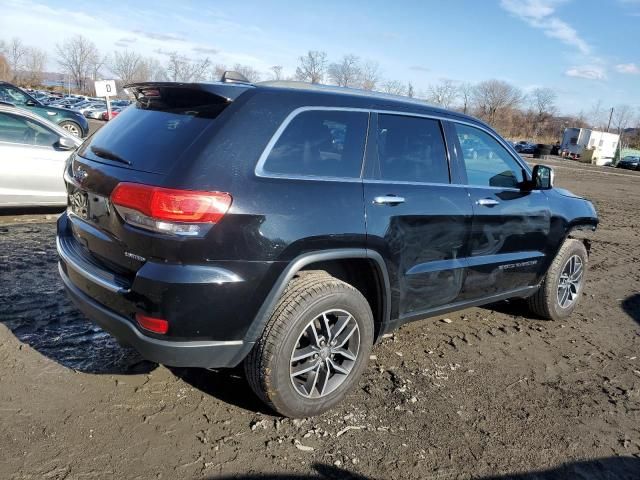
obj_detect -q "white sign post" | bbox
[94,80,117,120]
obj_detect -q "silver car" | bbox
[0,104,81,206]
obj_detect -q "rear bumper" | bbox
[59,262,252,368]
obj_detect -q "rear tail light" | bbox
[135,313,169,334]
[111,182,232,236]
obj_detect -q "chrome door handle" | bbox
[475,198,500,207]
[373,195,405,205]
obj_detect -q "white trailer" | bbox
[560,128,619,165]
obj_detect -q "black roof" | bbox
[254,80,482,125]
[125,79,487,129]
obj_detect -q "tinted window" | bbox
[78,88,229,174]
[0,85,30,106]
[263,110,368,178]
[376,114,449,183]
[454,123,524,188]
[0,112,58,147]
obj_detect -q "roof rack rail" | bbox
[221,71,251,84]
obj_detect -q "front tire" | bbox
[527,239,588,320]
[245,271,374,418]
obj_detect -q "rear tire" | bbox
[244,271,374,418]
[527,239,588,320]
[59,121,82,137]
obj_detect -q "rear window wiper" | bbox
[90,146,132,165]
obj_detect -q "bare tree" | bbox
[133,57,165,82]
[212,64,227,81]
[89,54,106,82]
[3,37,28,82]
[381,80,406,96]
[233,63,261,82]
[406,82,414,98]
[530,88,557,120]
[0,53,10,82]
[472,79,523,126]
[270,65,283,80]
[328,54,361,87]
[21,47,47,86]
[359,60,380,91]
[612,104,634,135]
[295,50,327,84]
[55,35,100,93]
[109,50,144,85]
[427,79,459,109]
[459,82,474,114]
[529,87,557,137]
[587,100,607,130]
[165,52,210,82]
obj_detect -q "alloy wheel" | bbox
[62,123,80,137]
[289,309,360,399]
[557,254,584,308]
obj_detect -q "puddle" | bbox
[1,222,154,374]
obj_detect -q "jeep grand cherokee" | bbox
[57,76,598,417]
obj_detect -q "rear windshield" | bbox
[78,88,228,174]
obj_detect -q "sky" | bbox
[1,0,639,115]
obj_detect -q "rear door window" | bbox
[261,110,368,179]
[375,114,449,183]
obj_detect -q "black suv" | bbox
[57,78,598,417]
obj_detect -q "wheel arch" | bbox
[566,222,597,256]
[244,249,391,346]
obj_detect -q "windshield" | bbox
[0,85,36,106]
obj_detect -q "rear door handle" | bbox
[475,198,500,207]
[373,195,405,205]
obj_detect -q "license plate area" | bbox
[69,189,90,220]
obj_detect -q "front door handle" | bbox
[475,198,500,207]
[373,195,406,205]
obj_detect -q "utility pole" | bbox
[606,107,613,132]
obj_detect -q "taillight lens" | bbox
[111,183,231,236]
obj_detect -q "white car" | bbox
[0,104,81,206]
[74,102,106,115]
[85,105,108,119]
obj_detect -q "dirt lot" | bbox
[1,158,639,480]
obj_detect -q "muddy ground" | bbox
[1,158,639,480]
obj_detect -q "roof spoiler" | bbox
[124,81,253,103]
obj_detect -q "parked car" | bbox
[0,81,89,137]
[101,107,124,120]
[84,104,111,119]
[514,141,536,154]
[616,156,640,170]
[0,104,81,206]
[57,79,598,417]
[74,102,106,115]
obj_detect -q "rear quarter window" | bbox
[261,110,369,179]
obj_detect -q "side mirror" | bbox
[25,99,37,106]
[57,136,77,151]
[532,164,554,190]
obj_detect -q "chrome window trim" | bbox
[363,178,466,188]
[254,106,532,184]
